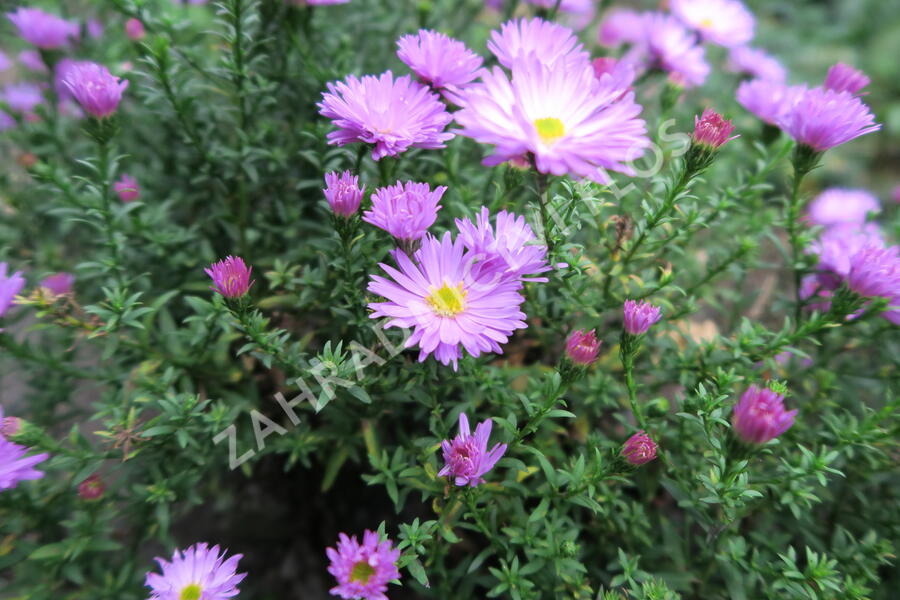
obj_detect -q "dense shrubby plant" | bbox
[1,1,898,598]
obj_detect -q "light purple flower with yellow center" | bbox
[326,529,400,600]
[0,262,26,319]
[727,46,786,83]
[439,412,507,487]
[62,61,129,119]
[145,543,246,600]
[363,181,445,241]
[205,256,254,298]
[823,62,869,95]
[396,29,482,92]
[455,207,550,283]
[806,188,880,227]
[7,7,79,49]
[671,0,755,47]
[367,232,527,370]
[455,55,649,183]
[736,79,807,126]
[777,87,880,152]
[488,18,589,69]
[318,71,453,161]
[732,385,797,444]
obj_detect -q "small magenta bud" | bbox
[205,256,254,298]
[732,385,797,444]
[623,300,662,335]
[61,61,129,119]
[324,170,364,218]
[692,108,738,149]
[622,430,657,465]
[1,416,22,438]
[565,329,600,365]
[78,474,105,500]
[114,174,140,203]
[124,18,146,41]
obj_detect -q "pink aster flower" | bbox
[78,474,105,500]
[318,71,453,161]
[808,223,884,281]
[326,530,400,600]
[396,30,482,92]
[732,385,797,444]
[670,0,755,47]
[565,329,600,365]
[114,174,140,202]
[847,245,900,324]
[0,263,25,318]
[367,232,527,370]
[205,256,254,298]
[145,543,246,600]
[0,433,49,491]
[591,57,636,90]
[824,62,869,95]
[439,412,507,487]
[727,46,786,82]
[455,207,550,283]
[62,61,129,119]
[623,299,662,335]
[641,13,710,87]
[622,430,657,465]
[40,272,74,296]
[363,181,445,241]
[7,7,79,49]
[125,18,146,41]
[736,79,806,126]
[488,18,589,69]
[324,171,364,217]
[777,87,880,152]
[693,108,738,149]
[806,188,880,227]
[455,56,649,183]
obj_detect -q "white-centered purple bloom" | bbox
[363,181,445,241]
[727,46,786,82]
[62,61,129,119]
[367,232,527,370]
[806,188,880,227]
[145,543,246,600]
[777,87,880,152]
[318,71,454,161]
[396,29,482,92]
[439,412,507,487]
[7,7,79,49]
[736,79,807,126]
[823,62,869,95]
[488,18,589,69]
[622,430,657,465]
[326,530,400,600]
[455,207,551,283]
[623,299,662,335]
[324,171,364,217]
[455,55,649,183]
[732,385,797,444]
[670,0,755,47]
[0,263,25,318]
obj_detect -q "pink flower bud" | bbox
[732,385,797,444]
[114,174,140,202]
[323,171,364,217]
[623,300,662,335]
[693,108,738,149]
[61,61,129,119]
[205,256,254,298]
[78,474,105,500]
[125,18,146,41]
[565,329,600,365]
[622,430,657,465]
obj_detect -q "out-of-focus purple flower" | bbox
[806,188,880,227]
[40,272,74,296]
[736,79,806,126]
[367,233,527,370]
[145,543,246,600]
[893,185,900,204]
[7,7,79,49]
[727,46,786,82]
[0,263,26,318]
[125,18,146,41]
[777,87,880,152]
[671,0,754,47]
[87,18,104,39]
[824,62,869,95]
[455,55,649,183]
[0,51,11,72]
[622,430,657,465]
[439,412,507,487]
[54,58,77,100]
[599,10,647,47]
[488,18,589,69]
[3,82,44,115]
[565,329,600,365]
[205,256,254,298]
[623,299,662,335]
[0,433,49,491]
[800,274,836,313]
[326,530,400,600]
[455,207,550,282]
[62,61,129,119]
[847,244,900,324]
[732,385,797,444]
[318,71,453,161]
[0,407,21,438]
[397,29,482,93]
[363,181,444,241]
[693,108,738,149]
[623,12,710,88]
[0,111,15,131]
[78,474,105,500]
[17,49,47,73]
[591,57,636,90]
[808,223,884,278]
[114,174,141,203]
[324,171,364,217]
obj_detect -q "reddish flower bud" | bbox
[693,108,738,149]
[565,329,600,365]
[78,474,105,500]
[622,430,657,465]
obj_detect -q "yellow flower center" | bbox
[180,584,202,600]
[534,117,565,145]
[699,17,714,29]
[426,282,467,317]
[350,560,376,583]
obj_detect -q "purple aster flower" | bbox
[62,61,129,119]
[670,0,755,47]
[727,46,786,82]
[367,232,527,370]
[0,263,25,318]
[599,10,647,47]
[693,108,738,149]
[455,207,550,283]
[0,111,15,131]
[824,62,869,95]
[205,256,254,298]
[732,385,797,444]
[800,273,837,313]
[0,433,49,491]
[0,51,11,72]
[114,174,140,203]
[439,412,507,487]
[326,530,400,600]
[777,87,880,152]
[806,188,880,227]
[396,29,482,93]
[622,430,657,465]
[641,12,710,87]
[7,7,79,49]
[736,79,806,126]
[324,171,364,217]
[847,244,900,324]
[808,223,884,278]
[623,299,662,335]
[565,329,600,365]
[591,57,636,91]
[318,71,453,161]
[3,82,44,115]
[125,18,146,41]
[455,56,649,183]
[87,18,104,39]
[145,543,246,600]
[17,49,47,73]
[363,181,444,241]
[40,272,74,296]
[488,18,589,69]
